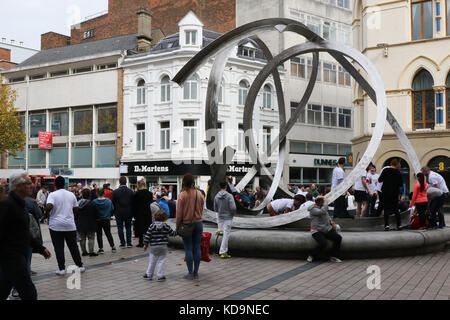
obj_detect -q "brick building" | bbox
[41,0,236,50]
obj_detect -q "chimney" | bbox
[10,39,15,45]
[136,8,152,52]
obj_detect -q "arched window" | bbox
[412,69,434,130]
[238,80,249,105]
[446,73,450,128]
[183,75,198,100]
[161,75,171,102]
[137,79,146,105]
[263,84,272,109]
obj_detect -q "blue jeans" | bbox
[116,216,133,246]
[182,222,203,275]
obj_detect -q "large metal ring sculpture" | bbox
[173,18,421,229]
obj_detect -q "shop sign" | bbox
[314,158,338,167]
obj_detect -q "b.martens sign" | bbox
[120,161,268,176]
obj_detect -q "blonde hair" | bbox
[137,179,147,190]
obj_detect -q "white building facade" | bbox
[120,12,281,192]
[237,0,355,189]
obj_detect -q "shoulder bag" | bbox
[177,190,198,238]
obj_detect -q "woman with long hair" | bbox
[409,172,429,229]
[176,174,204,280]
[133,179,154,247]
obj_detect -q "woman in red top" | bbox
[409,173,428,229]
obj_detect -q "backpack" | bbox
[29,213,41,241]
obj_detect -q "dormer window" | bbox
[185,30,197,45]
[241,47,256,58]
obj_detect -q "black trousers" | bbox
[49,229,83,271]
[0,253,37,300]
[333,195,348,219]
[415,202,428,228]
[369,193,378,217]
[310,229,342,259]
[383,195,401,228]
[97,219,115,249]
[376,191,384,217]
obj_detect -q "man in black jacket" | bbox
[378,159,404,231]
[0,171,51,300]
[111,176,134,248]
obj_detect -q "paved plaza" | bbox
[25,215,450,301]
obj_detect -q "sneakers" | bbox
[183,273,194,280]
[307,255,313,263]
[143,274,153,280]
[89,252,99,257]
[10,289,20,298]
[136,244,144,248]
[111,247,116,253]
[384,225,390,231]
[82,252,89,257]
[79,267,86,273]
[98,249,105,254]
[127,244,133,248]
[330,257,342,263]
[119,244,126,248]
[157,277,167,282]
[220,253,232,259]
[55,269,66,276]
[215,231,224,236]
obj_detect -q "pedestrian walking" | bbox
[46,176,85,275]
[0,171,52,300]
[76,189,100,257]
[176,174,204,280]
[214,181,237,259]
[93,188,116,254]
[378,159,404,231]
[133,179,154,248]
[142,210,178,281]
[307,196,342,263]
[111,177,134,248]
[409,173,428,229]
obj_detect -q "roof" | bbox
[10,34,138,70]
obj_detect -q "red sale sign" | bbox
[39,131,53,149]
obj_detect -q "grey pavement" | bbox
[23,215,450,300]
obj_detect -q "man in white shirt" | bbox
[300,193,315,210]
[46,176,85,276]
[422,166,449,228]
[296,186,308,197]
[331,158,348,218]
[366,165,379,216]
[267,195,305,216]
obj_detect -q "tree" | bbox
[0,75,26,168]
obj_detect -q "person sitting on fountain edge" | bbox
[267,195,305,216]
[307,196,342,263]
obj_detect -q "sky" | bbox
[0,0,109,50]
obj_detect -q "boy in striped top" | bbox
[143,210,177,281]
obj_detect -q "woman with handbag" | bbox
[176,174,204,280]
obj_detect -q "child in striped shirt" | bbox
[143,210,177,281]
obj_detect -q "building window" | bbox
[137,79,146,105]
[291,57,306,78]
[28,145,46,168]
[72,142,92,168]
[50,70,68,78]
[238,124,246,152]
[307,104,322,126]
[307,16,321,35]
[339,144,352,155]
[412,0,433,40]
[218,80,224,104]
[160,121,170,150]
[73,109,93,135]
[73,66,93,74]
[136,123,145,152]
[323,106,337,127]
[412,69,435,130]
[97,63,117,70]
[263,84,272,109]
[185,30,197,45]
[290,141,306,153]
[262,127,271,154]
[30,74,46,80]
[238,80,249,105]
[29,113,46,138]
[240,46,256,58]
[83,29,95,39]
[183,75,198,100]
[51,111,69,137]
[9,77,25,83]
[96,141,116,168]
[97,106,117,134]
[161,75,171,102]
[183,120,197,149]
[50,143,68,168]
[216,122,224,151]
[447,0,450,35]
[323,144,338,155]
[307,58,322,81]
[338,108,352,128]
[307,142,322,154]
[446,73,450,128]
[291,102,306,123]
[338,66,351,86]
[323,63,337,84]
